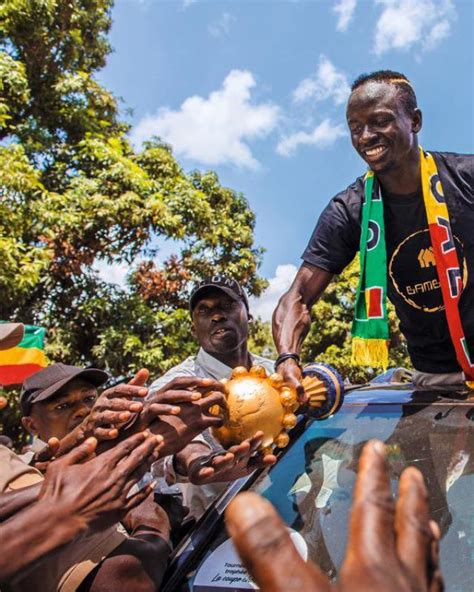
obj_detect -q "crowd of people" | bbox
[0,277,444,592]
[2,69,472,590]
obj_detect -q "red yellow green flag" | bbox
[0,325,47,386]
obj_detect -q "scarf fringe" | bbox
[351,337,388,370]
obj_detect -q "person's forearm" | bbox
[272,288,313,354]
[0,501,85,584]
[272,265,333,355]
[0,483,41,522]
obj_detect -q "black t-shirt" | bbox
[302,151,474,373]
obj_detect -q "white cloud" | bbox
[276,119,346,157]
[374,0,456,55]
[423,18,451,51]
[333,0,357,32]
[208,12,235,38]
[292,55,350,105]
[249,264,298,322]
[93,259,132,288]
[131,70,279,169]
[182,0,198,9]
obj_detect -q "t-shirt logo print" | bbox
[418,247,436,269]
[389,230,468,313]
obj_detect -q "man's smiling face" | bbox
[192,288,249,357]
[346,81,421,175]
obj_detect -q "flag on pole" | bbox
[0,325,47,386]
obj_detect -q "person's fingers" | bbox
[128,368,150,387]
[115,434,164,476]
[428,521,444,592]
[146,403,182,418]
[157,376,225,394]
[96,398,144,413]
[199,392,227,412]
[34,460,52,472]
[60,437,98,466]
[345,440,396,564]
[395,467,434,591]
[194,381,227,395]
[212,452,236,472]
[227,441,251,461]
[202,415,224,428]
[93,410,134,425]
[194,467,215,482]
[103,431,149,464]
[247,453,277,472]
[35,437,61,462]
[278,360,305,403]
[46,437,61,457]
[158,376,227,398]
[226,492,330,592]
[233,447,252,465]
[94,426,119,440]
[253,453,277,467]
[148,390,201,405]
[248,432,264,455]
[102,384,148,399]
[0,396,7,410]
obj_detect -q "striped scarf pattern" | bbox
[351,147,474,381]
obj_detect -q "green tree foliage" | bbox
[301,259,411,383]
[0,1,266,442]
[248,318,276,360]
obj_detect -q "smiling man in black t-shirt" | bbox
[273,70,473,391]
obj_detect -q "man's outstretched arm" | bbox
[272,263,333,397]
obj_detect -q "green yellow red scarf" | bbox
[351,146,474,382]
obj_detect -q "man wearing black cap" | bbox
[20,363,110,442]
[14,363,178,592]
[150,275,277,521]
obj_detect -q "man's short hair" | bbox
[351,70,418,115]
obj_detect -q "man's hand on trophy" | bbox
[185,431,277,485]
[276,358,307,405]
[225,440,443,592]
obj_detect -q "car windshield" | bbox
[167,387,474,592]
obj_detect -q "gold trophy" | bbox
[212,363,344,453]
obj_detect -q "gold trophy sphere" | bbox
[212,365,298,453]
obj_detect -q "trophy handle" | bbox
[301,362,345,420]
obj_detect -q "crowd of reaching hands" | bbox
[0,280,445,592]
[1,367,443,591]
[1,368,235,590]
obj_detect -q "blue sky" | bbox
[97,0,473,319]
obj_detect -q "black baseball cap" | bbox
[189,275,249,313]
[20,363,109,416]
